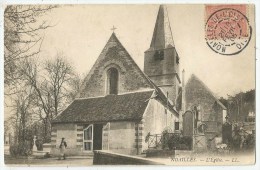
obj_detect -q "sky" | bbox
[39,4,255,98]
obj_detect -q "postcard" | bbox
[2,3,257,167]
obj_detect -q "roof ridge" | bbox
[117,89,154,95]
[74,90,155,100]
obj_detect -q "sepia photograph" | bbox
[2,2,257,167]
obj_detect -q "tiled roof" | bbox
[52,90,154,123]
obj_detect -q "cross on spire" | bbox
[111,25,117,32]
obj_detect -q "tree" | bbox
[20,54,75,142]
[44,55,74,116]
[6,85,36,156]
[4,120,11,145]
[4,5,57,87]
[221,89,255,122]
[67,73,83,102]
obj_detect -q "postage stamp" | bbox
[205,5,252,55]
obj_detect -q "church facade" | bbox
[51,5,226,155]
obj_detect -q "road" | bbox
[4,155,93,166]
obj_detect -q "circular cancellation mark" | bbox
[205,8,252,55]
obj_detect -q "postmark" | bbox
[205,6,252,55]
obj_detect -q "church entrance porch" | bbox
[83,124,103,151]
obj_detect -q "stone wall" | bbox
[144,47,178,76]
[93,150,163,165]
[51,121,138,155]
[51,123,81,156]
[144,47,180,103]
[78,34,152,98]
[108,121,136,155]
[142,98,178,151]
[51,124,77,149]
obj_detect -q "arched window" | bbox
[107,68,119,95]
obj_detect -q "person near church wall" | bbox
[59,137,67,160]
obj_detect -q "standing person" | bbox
[59,137,67,160]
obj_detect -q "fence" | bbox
[147,133,192,150]
[147,133,181,148]
[147,134,162,148]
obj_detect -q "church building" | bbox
[51,5,180,155]
[51,5,227,155]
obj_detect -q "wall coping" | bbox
[93,150,164,165]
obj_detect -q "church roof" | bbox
[186,74,227,110]
[52,90,155,123]
[150,5,175,49]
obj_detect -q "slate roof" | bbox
[150,5,175,49]
[52,90,154,124]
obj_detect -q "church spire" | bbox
[144,5,180,104]
[150,5,175,49]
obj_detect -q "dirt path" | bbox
[4,155,93,166]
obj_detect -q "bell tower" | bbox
[144,5,181,104]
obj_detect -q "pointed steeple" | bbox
[150,5,175,49]
[144,5,180,104]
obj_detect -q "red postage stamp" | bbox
[205,5,252,55]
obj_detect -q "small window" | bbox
[107,68,119,95]
[175,122,180,130]
[154,50,164,60]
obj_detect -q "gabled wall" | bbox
[78,34,152,98]
[185,75,225,138]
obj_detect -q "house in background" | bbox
[244,111,255,135]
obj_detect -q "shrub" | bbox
[36,139,43,151]
[161,130,170,149]
[162,133,193,150]
[168,134,180,150]
[180,136,192,150]
[10,141,32,156]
